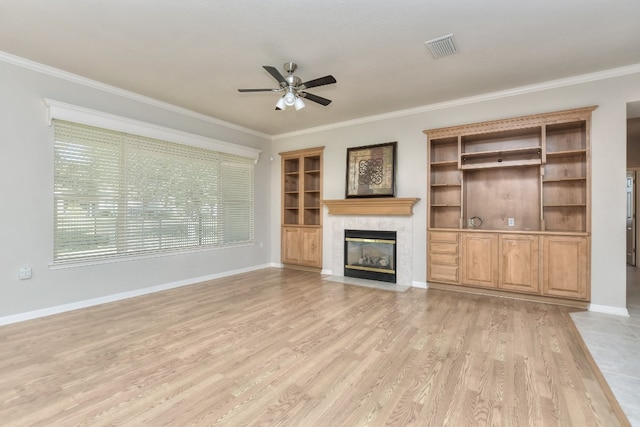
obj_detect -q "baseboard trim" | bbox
[588,304,630,317]
[0,264,271,326]
[412,281,428,289]
[427,282,590,309]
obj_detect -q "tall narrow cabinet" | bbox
[280,147,324,270]
[425,107,595,304]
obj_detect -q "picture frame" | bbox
[345,141,397,198]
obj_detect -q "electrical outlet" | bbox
[19,267,32,280]
[508,217,515,227]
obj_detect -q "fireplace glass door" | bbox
[344,229,397,283]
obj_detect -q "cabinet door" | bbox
[542,236,589,300]
[282,227,322,268]
[461,233,498,288]
[499,235,539,293]
[281,227,301,265]
[300,228,322,268]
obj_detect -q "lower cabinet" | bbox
[429,230,589,301]
[499,234,540,293]
[461,233,498,288]
[282,226,322,269]
[428,231,460,283]
[542,235,589,300]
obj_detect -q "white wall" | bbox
[3,52,639,320]
[0,57,272,319]
[271,70,640,313]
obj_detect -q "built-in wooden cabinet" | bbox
[543,122,589,232]
[461,232,541,293]
[542,235,589,300]
[499,234,540,294]
[280,147,324,270]
[429,137,462,229]
[461,232,498,288]
[281,227,322,268]
[425,107,595,303]
[427,231,460,284]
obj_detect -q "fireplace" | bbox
[344,229,397,283]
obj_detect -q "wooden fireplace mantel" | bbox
[324,198,420,216]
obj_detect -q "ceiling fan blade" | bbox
[263,65,287,85]
[238,88,279,92]
[301,92,332,106]
[301,75,336,89]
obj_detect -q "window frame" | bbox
[46,100,261,265]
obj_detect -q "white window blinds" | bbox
[53,120,255,263]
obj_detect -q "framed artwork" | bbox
[345,141,397,198]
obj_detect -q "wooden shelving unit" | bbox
[280,147,324,270]
[424,106,596,303]
[429,136,462,229]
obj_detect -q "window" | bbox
[53,120,255,263]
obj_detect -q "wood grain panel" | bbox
[462,233,499,288]
[499,234,540,293]
[543,235,589,299]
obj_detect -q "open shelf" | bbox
[546,121,587,153]
[461,146,542,170]
[303,208,321,225]
[546,149,587,158]
[460,158,541,170]
[461,146,541,160]
[431,160,458,167]
[543,177,586,183]
[426,107,593,234]
[544,156,586,181]
[304,155,321,171]
[304,172,320,192]
[543,206,587,232]
[430,206,462,229]
[429,136,458,164]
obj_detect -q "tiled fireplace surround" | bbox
[329,215,414,286]
[324,198,420,287]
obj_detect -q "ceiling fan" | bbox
[238,62,336,111]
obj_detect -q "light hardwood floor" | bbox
[0,268,629,426]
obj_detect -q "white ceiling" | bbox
[1,1,640,136]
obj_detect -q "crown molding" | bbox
[273,62,640,140]
[0,50,271,140]
[3,50,639,141]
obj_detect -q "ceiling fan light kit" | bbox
[277,90,305,111]
[238,62,336,111]
[293,96,305,111]
[284,91,297,106]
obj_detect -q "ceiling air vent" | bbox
[425,34,458,59]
